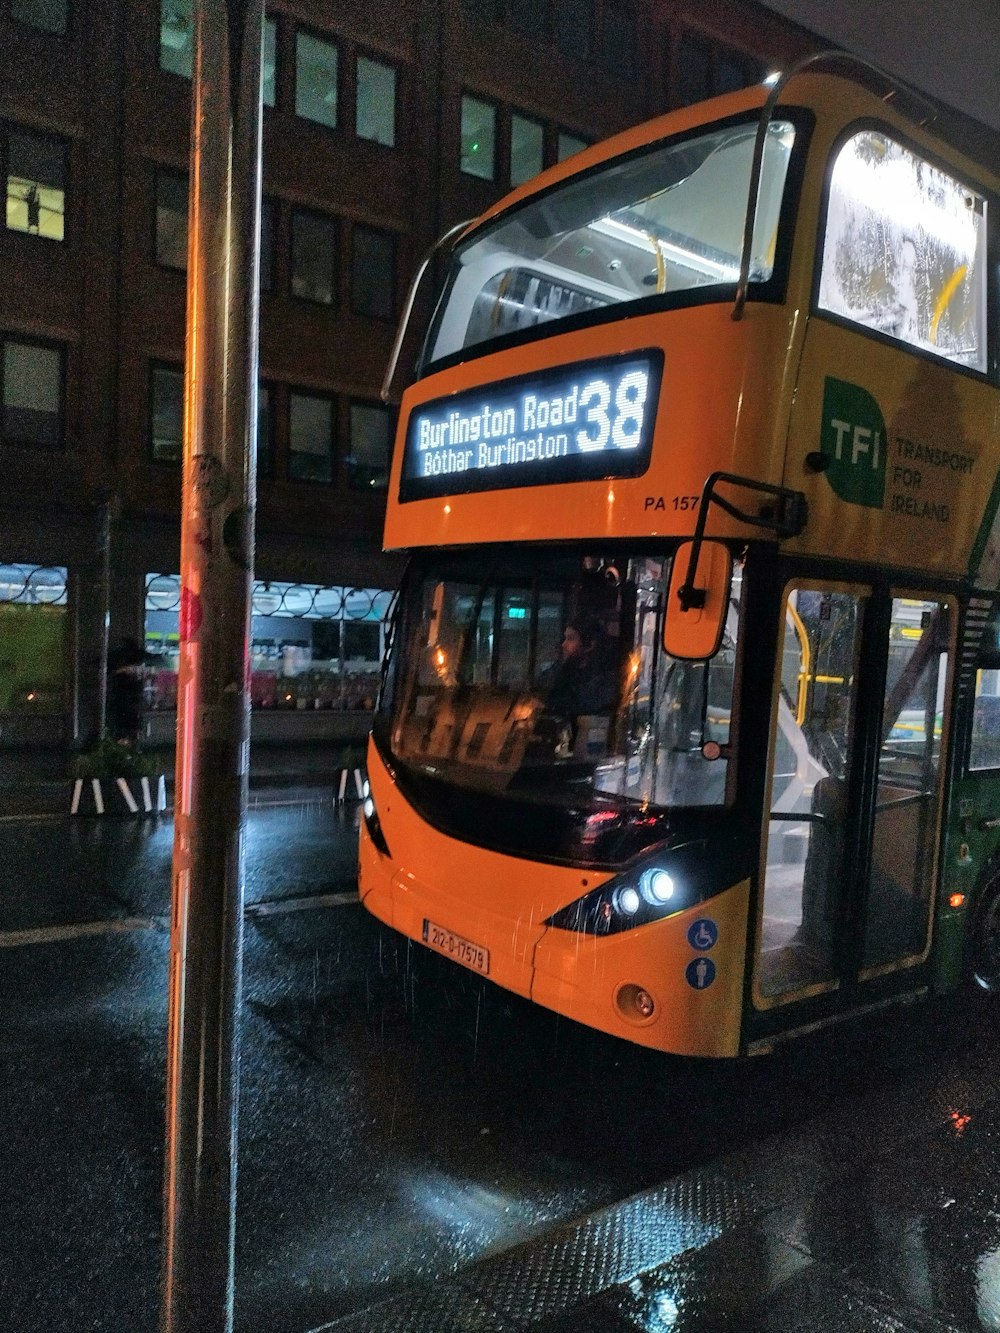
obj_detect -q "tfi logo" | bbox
[820,377,887,509]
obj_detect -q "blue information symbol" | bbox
[687,918,718,951]
[685,957,717,990]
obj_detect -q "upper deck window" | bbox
[424,116,797,368]
[818,130,988,374]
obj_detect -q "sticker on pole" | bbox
[685,957,716,990]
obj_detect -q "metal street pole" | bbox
[161,3,263,1331]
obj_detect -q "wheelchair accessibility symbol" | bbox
[685,957,717,990]
[687,918,718,951]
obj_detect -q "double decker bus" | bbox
[359,58,1000,1057]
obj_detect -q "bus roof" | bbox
[463,66,1000,249]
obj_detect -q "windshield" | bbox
[423,116,798,368]
[380,549,743,812]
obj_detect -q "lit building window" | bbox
[160,1,277,99]
[11,0,67,35]
[1,336,63,449]
[351,224,396,321]
[460,94,496,180]
[150,363,183,463]
[160,0,193,77]
[291,207,337,305]
[145,574,394,711]
[347,401,391,489]
[263,16,278,107]
[510,113,544,187]
[0,564,68,717]
[155,170,188,270]
[356,55,396,147]
[295,29,339,129]
[289,390,334,482]
[4,125,66,242]
[556,130,588,162]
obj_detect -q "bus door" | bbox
[753,580,954,1015]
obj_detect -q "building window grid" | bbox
[0,563,68,605]
[552,0,594,62]
[464,0,636,78]
[346,399,392,491]
[355,52,397,148]
[263,15,278,107]
[144,572,392,710]
[295,27,339,130]
[460,93,498,180]
[257,380,274,478]
[1,334,65,450]
[351,223,396,322]
[260,196,276,293]
[0,561,68,716]
[673,30,766,106]
[3,123,67,243]
[149,361,183,464]
[288,388,335,483]
[510,112,544,187]
[8,0,69,35]
[146,574,394,625]
[556,129,589,163]
[290,206,338,306]
[160,4,278,102]
[462,100,589,189]
[160,0,192,77]
[154,168,188,270]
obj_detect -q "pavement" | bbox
[0,740,366,816]
[320,992,1000,1332]
[3,743,999,1331]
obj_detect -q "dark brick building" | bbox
[0,0,809,750]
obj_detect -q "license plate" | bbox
[422,919,490,975]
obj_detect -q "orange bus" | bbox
[359,58,1000,1056]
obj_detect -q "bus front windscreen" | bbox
[424,116,797,368]
[380,549,742,812]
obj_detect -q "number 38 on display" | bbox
[575,370,649,452]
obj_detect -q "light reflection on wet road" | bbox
[0,802,997,1333]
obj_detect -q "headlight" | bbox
[640,868,674,905]
[361,788,391,858]
[545,841,710,936]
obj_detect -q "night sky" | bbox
[761,0,1000,133]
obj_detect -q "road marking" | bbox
[0,893,356,947]
[0,917,161,948]
[245,891,358,916]
[0,813,74,824]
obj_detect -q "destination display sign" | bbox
[399,350,663,502]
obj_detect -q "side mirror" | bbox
[664,540,733,661]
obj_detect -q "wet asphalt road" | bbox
[0,801,997,1332]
